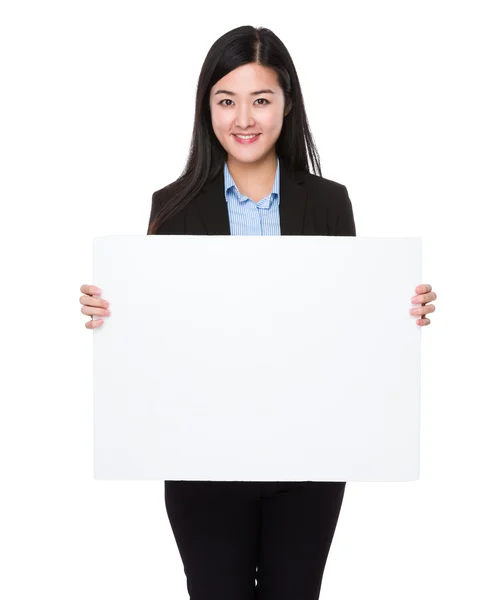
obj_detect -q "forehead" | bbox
[211,63,279,94]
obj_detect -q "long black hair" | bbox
[148,25,322,235]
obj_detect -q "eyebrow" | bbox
[213,88,276,96]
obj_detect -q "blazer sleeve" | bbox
[336,185,356,236]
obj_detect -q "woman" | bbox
[80,25,437,600]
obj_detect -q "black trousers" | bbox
[164,480,346,600]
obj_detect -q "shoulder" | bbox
[151,182,173,204]
[303,171,349,197]
[302,171,353,212]
[301,171,356,236]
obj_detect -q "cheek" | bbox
[260,112,284,135]
[210,108,230,135]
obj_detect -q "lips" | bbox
[232,133,261,145]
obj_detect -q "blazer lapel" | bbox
[194,157,308,235]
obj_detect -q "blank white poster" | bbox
[93,235,421,482]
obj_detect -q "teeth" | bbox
[235,134,258,139]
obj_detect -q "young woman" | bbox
[80,25,437,600]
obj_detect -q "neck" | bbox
[226,151,278,191]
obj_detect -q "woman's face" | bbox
[209,63,289,164]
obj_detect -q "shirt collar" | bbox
[224,156,280,205]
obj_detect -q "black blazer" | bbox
[150,156,356,237]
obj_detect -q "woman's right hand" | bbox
[80,284,110,329]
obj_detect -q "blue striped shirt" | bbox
[224,156,281,235]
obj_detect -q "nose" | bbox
[234,105,256,129]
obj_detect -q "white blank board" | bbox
[93,235,421,482]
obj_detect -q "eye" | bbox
[218,98,271,106]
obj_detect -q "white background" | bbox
[1,1,493,598]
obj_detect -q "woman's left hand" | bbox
[410,284,437,326]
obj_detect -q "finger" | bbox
[81,305,110,317]
[80,294,109,309]
[411,291,437,304]
[410,305,436,316]
[421,305,435,315]
[85,318,104,329]
[416,284,432,294]
[80,284,102,296]
[417,317,431,326]
[421,291,437,303]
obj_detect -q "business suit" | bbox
[152,156,356,600]
[150,156,356,238]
